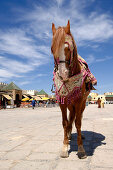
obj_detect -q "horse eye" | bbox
[65,43,69,48]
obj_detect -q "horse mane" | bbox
[69,34,81,74]
[51,26,81,74]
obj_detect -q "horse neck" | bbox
[70,53,81,76]
[72,60,81,75]
[70,36,81,75]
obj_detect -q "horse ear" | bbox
[65,20,70,34]
[52,23,56,35]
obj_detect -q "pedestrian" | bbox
[31,99,36,109]
[37,100,39,107]
[101,98,104,108]
[46,100,49,107]
[97,98,101,108]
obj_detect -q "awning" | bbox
[29,97,42,101]
[21,97,30,101]
[29,98,34,101]
[23,94,28,98]
[3,94,12,100]
[35,96,42,100]
[41,97,50,100]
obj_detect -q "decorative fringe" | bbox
[55,91,65,104]
[55,86,82,105]
[67,87,82,105]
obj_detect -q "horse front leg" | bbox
[67,106,76,140]
[59,104,69,158]
[75,102,87,159]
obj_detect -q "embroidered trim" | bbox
[53,68,87,105]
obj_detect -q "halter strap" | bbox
[59,60,70,64]
[54,34,74,73]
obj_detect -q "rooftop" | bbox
[2,82,21,91]
[36,89,47,95]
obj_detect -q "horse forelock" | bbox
[51,27,66,59]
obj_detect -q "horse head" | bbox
[51,20,80,81]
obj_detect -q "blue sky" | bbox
[0,0,113,95]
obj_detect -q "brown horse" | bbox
[51,20,97,159]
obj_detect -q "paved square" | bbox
[0,105,113,170]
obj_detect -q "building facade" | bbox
[0,82,22,108]
[26,90,38,96]
[104,92,113,102]
[88,92,113,103]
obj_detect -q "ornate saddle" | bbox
[53,55,97,104]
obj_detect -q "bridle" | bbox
[54,34,74,70]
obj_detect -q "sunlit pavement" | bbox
[0,104,113,170]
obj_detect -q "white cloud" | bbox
[36,74,47,77]
[0,29,47,59]
[19,81,30,85]
[0,0,113,84]
[73,14,113,43]
[96,56,113,62]
[0,69,21,78]
[1,0,113,56]
[18,1,113,44]
[55,0,64,6]
[36,46,51,56]
[86,55,113,65]
[0,55,49,83]
[0,56,33,74]
[85,55,95,64]
[0,26,50,82]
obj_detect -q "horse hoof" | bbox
[77,152,87,159]
[60,151,69,158]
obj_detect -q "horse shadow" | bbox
[69,131,106,156]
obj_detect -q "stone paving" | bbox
[0,104,113,170]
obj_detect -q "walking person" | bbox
[45,100,49,107]
[101,98,105,108]
[31,99,36,109]
[97,98,101,108]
